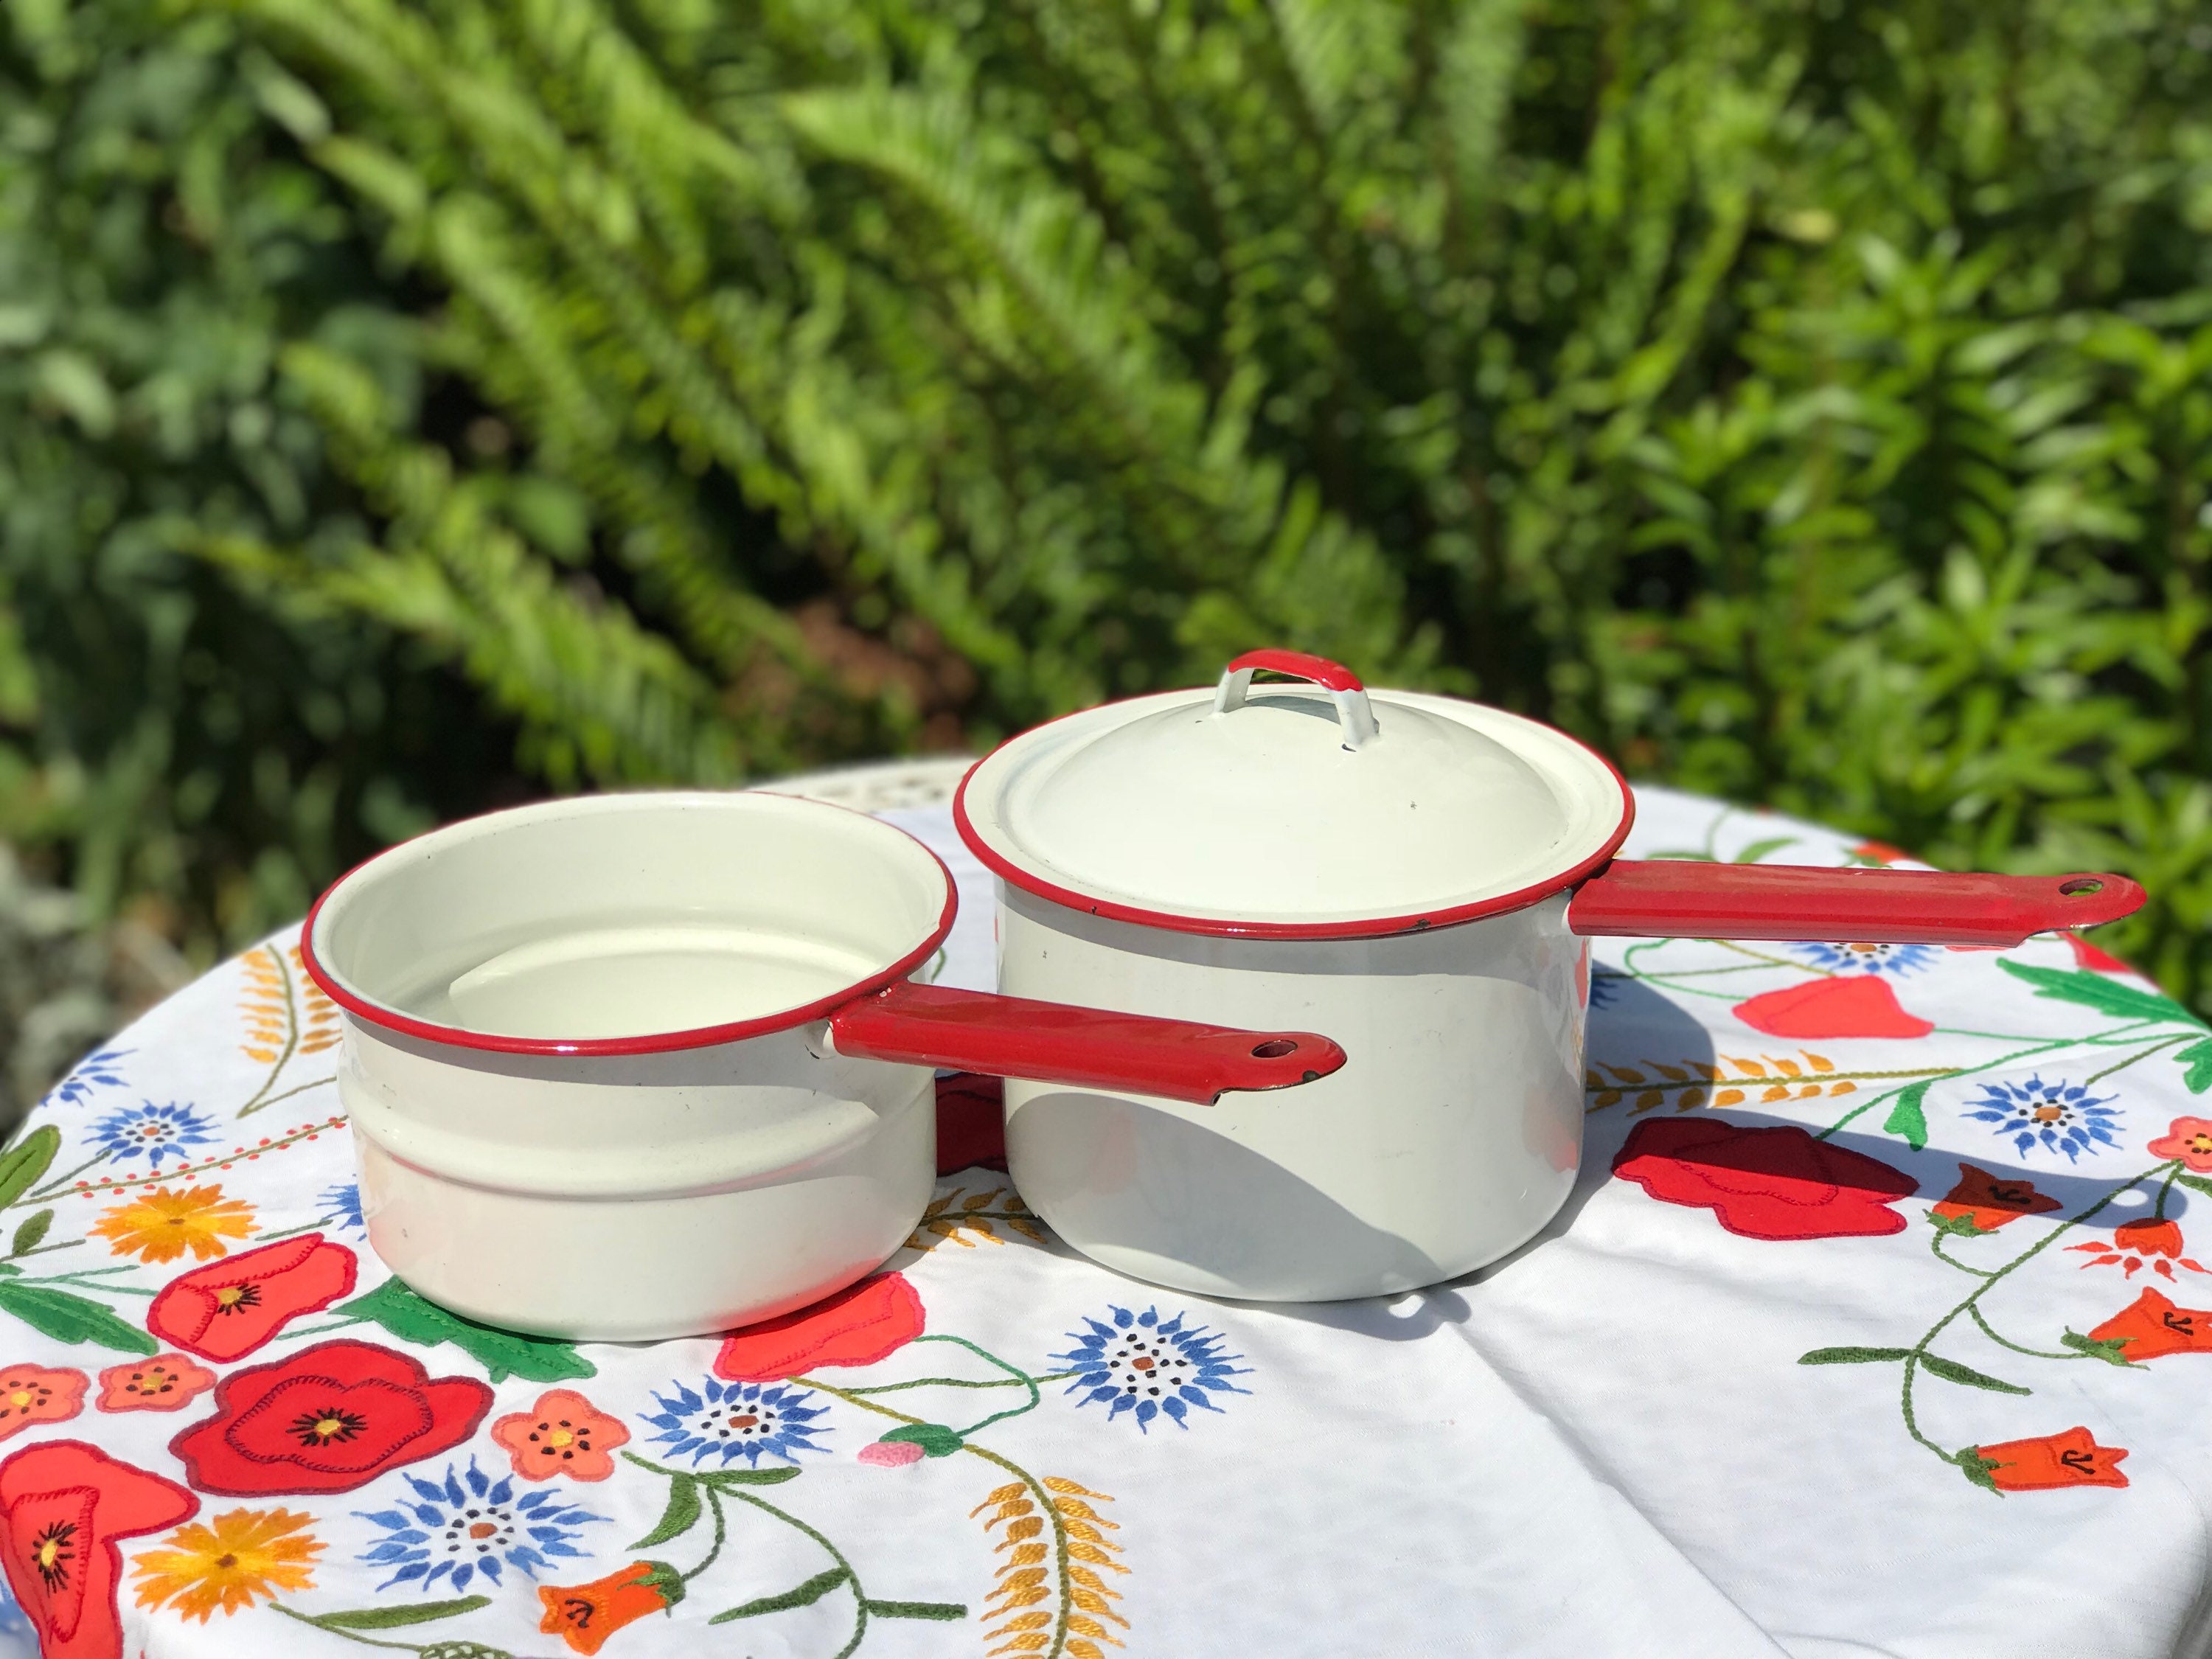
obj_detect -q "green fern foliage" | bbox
[9,0,2212,1010]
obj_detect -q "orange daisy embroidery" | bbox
[491,1389,630,1482]
[88,1185,256,1264]
[131,1507,322,1619]
[95,1353,218,1413]
[0,1366,87,1442]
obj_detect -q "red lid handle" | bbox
[825,981,1347,1105]
[1213,650,1379,749]
[1222,650,1365,692]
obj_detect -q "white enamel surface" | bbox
[343,1018,935,1340]
[313,790,955,1339]
[311,790,948,1043]
[995,883,1587,1301]
[960,686,1627,927]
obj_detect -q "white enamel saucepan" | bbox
[955,649,2147,1302]
[301,791,1343,1340]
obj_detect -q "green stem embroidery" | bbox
[2154,1165,2181,1222]
[1966,1303,2086,1362]
[237,1074,337,1119]
[1882,1162,2169,1473]
[2082,1033,2195,1085]
[797,1377,1075,1659]
[1930,1234,1994,1277]
[18,1151,114,1208]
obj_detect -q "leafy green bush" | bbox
[7,0,2212,1009]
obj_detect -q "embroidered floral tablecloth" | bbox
[2,785,2211,1659]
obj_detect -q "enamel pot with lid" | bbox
[955,649,2146,1302]
[301,790,1342,1340]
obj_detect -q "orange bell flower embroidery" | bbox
[1930,1164,2062,1233]
[2149,1116,2212,1173]
[491,1389,630,1482]
[2067,1217,2209,1281]
[0,1366,87,1443]
[1969,1426,2129,1492]
[538,1560,681,1655]
[95,1353,218,1414]
[2087,1287,2212,1361]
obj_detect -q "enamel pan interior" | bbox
[304,791,954,1057]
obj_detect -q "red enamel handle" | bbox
[1214,650,1380,749]
[824,981,1346,1105]
[1222,649,1364,692]
[1567,860,2146,946]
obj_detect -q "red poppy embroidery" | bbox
[936,1072,1007,1174]
[1732,976,1933,1040]
[715,1273,926,1382]
[2085,1287,2212,1362]
[168,1339,493,1496]
[1970,1426,2129,1492]
[1930,1164,2062,1233]
[1612,1117,1918,1240]
[2065,930,2135,975]
[145,1235,357,1363]
[0,1439,197,1659]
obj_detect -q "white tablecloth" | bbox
[3,784,2209,1659]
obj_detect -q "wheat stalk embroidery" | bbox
[237,944,340,1118]
[975,1475,1127,1659]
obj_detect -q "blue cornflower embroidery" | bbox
[357,1459,601,1594]
[44,1048,130,1108]
[1054,1306,1249,1431]
[321,1181,365,1234]
[1791,941,1938,978]
[641,1377,827,1467]
[1966,1074,2121,1161]
[88,1101,217,1168]
[1589,972,1624,1009]
[0,1564,27,1637]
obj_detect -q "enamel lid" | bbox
[954,650,1634,939]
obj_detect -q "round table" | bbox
[2,773,2208,1659]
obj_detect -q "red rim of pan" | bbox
[299,793,961,1057]
[952,692,1638,941]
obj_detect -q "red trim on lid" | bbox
[952,691,1638,940]
[1224,649,1364,692]
[299,794,961,1057]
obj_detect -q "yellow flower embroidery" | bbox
[132,1507,322,1620]
[88,1186,256,1264]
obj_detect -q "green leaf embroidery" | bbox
[304,1596,493,1630]
[338,1277,594,1383]
[1926,1208,1992,1239]
[0,1281,156,1354]
[0,1127,61,1211]
[863,1599,968,1621]
[1883,1080,1932,1150]
[2178,1038,2212,1093]
[636,1559,686,1608]
[1731,835,1798,863]
[698,1466,803,1488]
[9,1210,53,1259]
[880,1422,965,1457]
[630,1475,700,1549]
[2174,1171,2212,1200]
[1995,959,2203,1028]
[709,1568,848,1624]
[1919,1352,2030,1394]
[1798,1346,1915,1364]
[1952,1447,2003,1493]
[2059,1329,2138,1367]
